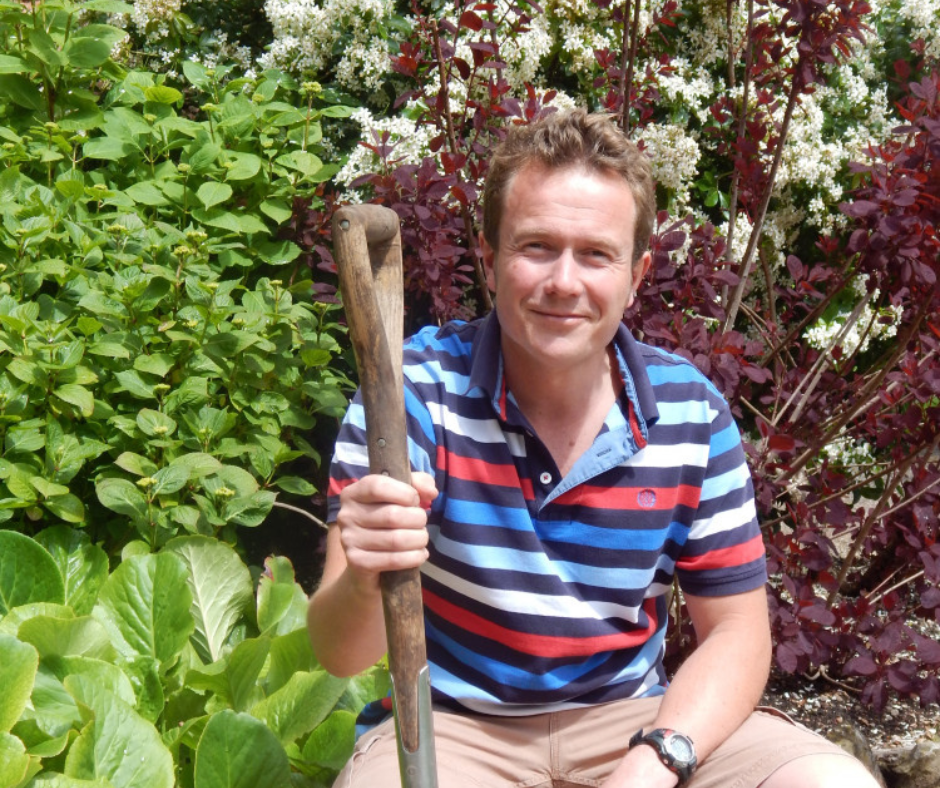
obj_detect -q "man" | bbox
[309,109,878,787]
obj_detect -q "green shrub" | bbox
[0,0,357,550]
[0,526,387,787]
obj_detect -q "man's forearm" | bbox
[649,618,770,756]
[602,588,772,787]
[307,567,389,677]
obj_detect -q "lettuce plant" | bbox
[0,527,385,787]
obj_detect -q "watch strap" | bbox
[629,727,697,783]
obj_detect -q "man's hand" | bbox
[308,471,438,675]
[336,472,439,592]
[601,742,680,788]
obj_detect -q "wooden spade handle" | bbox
[332,204,429,758]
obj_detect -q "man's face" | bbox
[481,163,651,377]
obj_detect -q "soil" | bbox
[760,667,940,752]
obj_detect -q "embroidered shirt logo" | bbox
[637,489,657,509]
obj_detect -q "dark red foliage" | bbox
[300,1,940,712]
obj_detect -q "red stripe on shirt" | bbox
[327,476,356,496]
[423,588,658,658]
[440,449,534,499]
[676,533,766,571]
[628,400,648,449]
[563,483,702,510]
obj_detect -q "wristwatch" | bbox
[629,728,697,784]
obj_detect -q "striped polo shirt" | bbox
[328,312,767,716]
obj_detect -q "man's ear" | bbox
[635,250,652,285]
[625,250,652,310]
[480,231,497,292]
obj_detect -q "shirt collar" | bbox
[465,311,659,429]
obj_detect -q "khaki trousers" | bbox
[335,696,852,788]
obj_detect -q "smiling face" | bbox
[481,163,651,382]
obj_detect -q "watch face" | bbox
[666,733,695,763]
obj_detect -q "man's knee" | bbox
[760,752,882,788]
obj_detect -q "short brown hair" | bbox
[482,109,656,264]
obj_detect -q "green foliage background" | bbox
[0,2,378,785]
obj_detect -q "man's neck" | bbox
[503,346,622,476]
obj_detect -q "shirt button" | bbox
[539,472,552,485]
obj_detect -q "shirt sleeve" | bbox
[326,377,438,523]
[674,391,768,597]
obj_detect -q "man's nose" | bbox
[545,251,580,295]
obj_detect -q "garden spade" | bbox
[332,204,439,788]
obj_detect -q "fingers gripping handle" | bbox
[332,206,438,788]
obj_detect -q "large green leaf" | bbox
[302,709,356,771]
[0,731,30,788]
[256,556,301,634]
[17,615,116,661]
[250,670,347,746]
[193,711,291,788]
[35,527,109,616]
[223,152,261,181]
[92,553,194,669]
[149,465,189,496]
[27,776,116,788]
[54,384,94,417]
[0,74,44,110]
[135,409,176,437]
[196,182,232,210]
[0,634,38,732]
[124,182,169,206]
[45,656,136,709]
[117,656,163,723]
[0,531,65,615]
[64,38,113,69]
[95,478,148,520]
[63,674,174,788]
[335,664,391,717]
[187,635,269,713]
[23,665,81,739]
[164,537,252,663]
[265,629,315,696]
[143,86,182,105]
[82,137,135,161]
[168,453,221,480]
[43,493,86,524]
[0,603,73,637]
[0,55,28,74]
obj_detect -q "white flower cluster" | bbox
[655,56,716,124]
[804,282,904,357]
[185,32,256,77]
[894,0,940,61]
[535,0,618,76]
[776,90,846,200]
[263,0,395,93]
[676,0,751,70]
[500,11,554,86]
[333,107,436,195]
[131,0,181,38]
[637,121,701,203]
[821,434,876,468]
